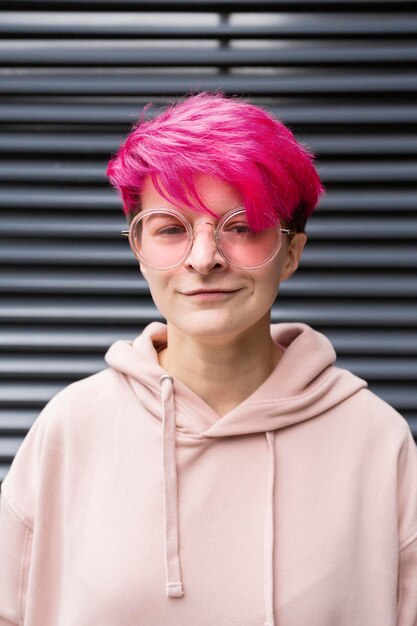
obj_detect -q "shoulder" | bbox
[13,367,133,454]
[41,366,130,421]
[348,384,414,449]
[2,367,134,517]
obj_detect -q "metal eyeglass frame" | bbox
[121,206,297,270]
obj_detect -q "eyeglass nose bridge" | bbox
[193,219,216,231]
[187,218,224,262]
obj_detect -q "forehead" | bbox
[141,173,243,218]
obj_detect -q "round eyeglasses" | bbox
[122,207,296,271]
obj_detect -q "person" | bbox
[0,92,416,626]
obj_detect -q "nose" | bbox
[184,222,228,274]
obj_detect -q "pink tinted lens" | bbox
[219,214,281,268]
[133,211,190,268]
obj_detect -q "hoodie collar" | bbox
[105,321,367,437]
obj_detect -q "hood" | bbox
[104,322,367,626]
[105,321,367,437]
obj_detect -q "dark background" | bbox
[1,0,417,481]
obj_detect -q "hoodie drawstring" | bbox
[160,374,184,598]
[264,430,276,626]
[159,375,276,625]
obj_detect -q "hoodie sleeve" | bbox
[396,423,417,626]
[0,491,33,626]
[0,403,48,626]
[397,532,417,625]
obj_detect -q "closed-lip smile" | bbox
[182,288,240,295]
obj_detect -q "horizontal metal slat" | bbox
[0,103,141,124]
[2,328,417,355]
[270,305,417,326]
[0,243,135,265]
[285,277,417,298]
[1,14,417,39]
[0,329,137,351]
[0,301,416,325]
[0,187,117,210]
[0,133,121,153]
[337,358,417,380]
[1,162,105,184]
[2,42,417,67]
[0,463,13,481]
[3,215,417,240]
[0,301,162,323]
[2,72,417,96]
[304,135,417,155]
[1,103,417,125]
[1,271,416,298]
[319,163,417,183]
[2,132,417,156]
[2,354,416,380]
[0,410,38,432]
[2,0,416,11]
[2,243,416,268]
[2,160,417,184]
[0,437,24,459]
[182,101,417,124]
[307,218,417,239]
[0,356,106,378]
[0,277,142,295]
[0,383,66,408]
[319,191,417,212]
[364,386,417,411]
[0,161,102,182]
[303,247,417,268]
[324,331,417,355]
[0,272,146,295]
[0,216,125,237]
[1,188,417,213]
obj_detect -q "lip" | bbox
[182,289,240,296]
[181,289,241,300]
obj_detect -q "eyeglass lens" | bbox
[131,210,281,270]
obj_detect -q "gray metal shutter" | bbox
[1,0,416,481]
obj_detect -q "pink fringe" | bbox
[106,92,324,231]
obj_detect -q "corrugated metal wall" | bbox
[1,0,417,481]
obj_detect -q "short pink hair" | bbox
[106,92,324,231]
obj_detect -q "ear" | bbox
[279,233,307,282]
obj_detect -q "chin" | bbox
[166,310,261,342]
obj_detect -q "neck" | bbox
[158,318,282,416]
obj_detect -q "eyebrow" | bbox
[142,211,182,221]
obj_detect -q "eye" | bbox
[143,215,187,237]
[224,221,256,237]
[158,224,186,236]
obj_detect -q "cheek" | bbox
[147,278,166,303]
[252,262,283,300]
[144,272,174,314]
[261,277,282,309]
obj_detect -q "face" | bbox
[138,174,306,344]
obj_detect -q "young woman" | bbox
[1,93,416,626]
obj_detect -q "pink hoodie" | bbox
[0,322,416,626]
